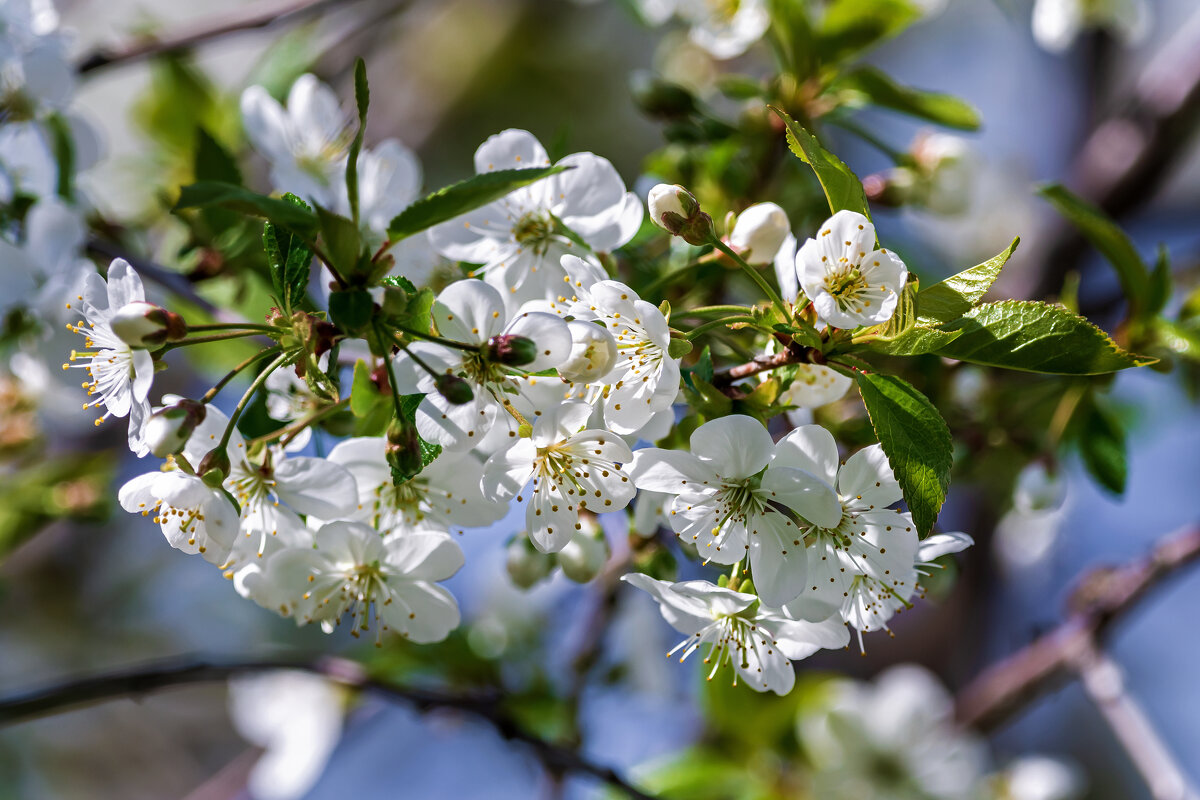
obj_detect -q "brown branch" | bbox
[711,340,822,389]
[75,0,354,74]
[0,655,660,800]
[956,523,1200,732]
[1032,14,1200,300]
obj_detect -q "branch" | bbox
[75,0,352,74]
[711,341,820,389]
[0,655,660,800]
[955,523,1200,732]
[1032,13,1200,300]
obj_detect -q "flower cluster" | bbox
[66,71,982,689]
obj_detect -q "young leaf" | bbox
[838,67,981,130]
[770,106,870,219]
[346,58,369,225]
[864,326,962,356]
[1078,394,1126,494]
[194,127,242,185]
[263,193,314,314]
[315,205,363,280]
[329,289,374,335]
[387,166,566,242]
[935,300,1154,374]
[1039,184,1150,316]
[917,238,1019,326]
[1146,244,1171,317]
[175,181,318,234]
[856,372,952,536]
[816,0,921,64]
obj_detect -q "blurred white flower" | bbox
[228,670,346,800]
[800,665,989,799]
[1032,0,1150,53]
[633,0,770,59]
[729,202,790,265]
[989,755,1085,800]
[779,364,852,409]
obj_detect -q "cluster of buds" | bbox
[504,517,611,588]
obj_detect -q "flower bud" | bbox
[647,183,714,246]
[486,334,538,366]
[1014,462,1066,514]
[385,416,423,480]
[557,522,610,583]
[110,301,186,348]
[913,133,974,215]
[560,321,617,383]
[435,374,474,405]
[728,202,790,265]
[505,533,554,589]
[198,447,231,487]
[145,399,207,458]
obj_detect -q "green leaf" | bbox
[194,127,242,185]
[1078,394,1126,494]
[346,58,369,225]
[328,289,374,335]
[263,193,314,314]
[667,338,693,359]
[381,274,418,293]
[856,372,952,535]
[816,0,921,64]
[315,205,363,279]
[1147,244,1171,317]
[838,66,981,130]
[1039,184,1150,316]
[350,359,380,417]
[45,112,75,199]
[393,287,435,336]
[917,237,1020,326]
[387,166,566,242]
[175,181,318,234]
[770,106,870,218]
[934,300,1154,374]
[865,326,962,356]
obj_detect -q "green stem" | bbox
[685,316,757,340]
[384,354,406,417]
[163,330,271,349]
[673,305,756,318]
[710,238,791,322]
[217,351,292,452]
[252,397,351,448]
[201,346,283,404]
[395,337,448,383]
[186,322,282,334]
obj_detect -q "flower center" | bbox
[511,211,557,254]
[823,266,869,311]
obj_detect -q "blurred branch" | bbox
[1033,12,1200,300]
[1073,641,1200,800]
[956,523,1200,732]
[0,655,660,800]
[86,237,223,317]
[75,0,353,74]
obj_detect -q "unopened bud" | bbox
[560,321,617,383]
[506,533,554,589]
[486,334,537,366]
[385,417,423,480]
[110,302,186,347]
[145,399,206,458]
[435,374,474,405]
[647,183,714,246]
[557,522,609,583]
[728,202,790,265]
[198,447,231,487]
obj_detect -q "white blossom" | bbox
[1,196,89,317]
[550,256,682,435]
[482,401,635,553]
[560,319,618,383]
[629,415,840,606]
[65,259,155,455]
[118,468,240,566]
[391,278,572,450]
[989,756,1085,800]
[326,436,506,534]
[623,574,848,694]
[792,209,908,329]
[0,121,56,203]
[427,129,642,308]
[246,520,464,644]
[779,364,852,409]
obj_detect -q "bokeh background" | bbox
[1,0,1198,798]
